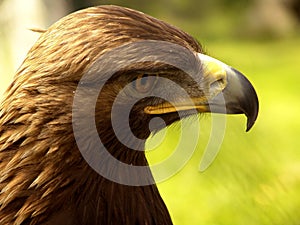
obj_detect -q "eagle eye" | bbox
[133,74,158,94]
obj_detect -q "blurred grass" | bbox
[146,38,300,225]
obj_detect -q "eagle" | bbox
[0,5,258,225]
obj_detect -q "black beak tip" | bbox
[231,68,259,132]
[245,108,258,132]
[245,90,259,132]
[246,117,256,132]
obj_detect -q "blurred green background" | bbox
[0,0,299,224]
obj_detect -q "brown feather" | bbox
[0,5,202,225]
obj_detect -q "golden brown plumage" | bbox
[0,5,258,225]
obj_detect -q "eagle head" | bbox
[0,5,258,225]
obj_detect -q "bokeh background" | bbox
[0,0,299,224]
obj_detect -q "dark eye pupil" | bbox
[140,75,149,86]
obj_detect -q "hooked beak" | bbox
[144,53,259,131]
[197,53,259,131]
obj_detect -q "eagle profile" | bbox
[0,5,258,225]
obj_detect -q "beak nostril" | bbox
[210,78,226,91]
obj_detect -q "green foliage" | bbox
[97,0,299,39]
[146,38,300,225]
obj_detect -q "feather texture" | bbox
[0,5,202,225]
